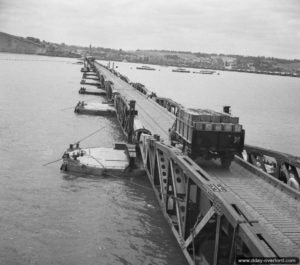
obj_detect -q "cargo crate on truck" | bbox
[169,107,245,168]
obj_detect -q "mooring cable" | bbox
[42,157,63,166]
[43,127,106,166]
[60,97,100,111]
[75,126,106,144]
[85,154,106,169]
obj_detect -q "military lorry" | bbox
[169,107,245,168]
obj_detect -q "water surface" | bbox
[0,53,187,265]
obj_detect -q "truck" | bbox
[169,107,245,168]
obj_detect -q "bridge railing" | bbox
[154,97,183,116]
[139,133,279,265]
[242,145,300,190]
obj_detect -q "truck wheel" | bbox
[221,157,232,169]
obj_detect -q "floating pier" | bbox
[87,59,300,264]
[79,87,106,96]
[80,79,102,87]
[63,57,300,264]
[74,101,115,116]
[60,143,135,176]
[81,67,90,72]
[83,76,100,81]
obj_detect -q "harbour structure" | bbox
[67,57,300,265]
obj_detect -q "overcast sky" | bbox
[0,0,299,59]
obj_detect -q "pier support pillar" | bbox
[128,100,136,144]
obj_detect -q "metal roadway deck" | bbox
[95,62,300,257]
[96,63,175,142]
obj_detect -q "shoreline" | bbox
[0,51,299,78]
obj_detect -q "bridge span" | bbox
[87,59,300,265]
[98,64,175,141]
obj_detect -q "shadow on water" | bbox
[61,169,153,192]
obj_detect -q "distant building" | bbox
[222,57,237,69]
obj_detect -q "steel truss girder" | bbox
[114,94,136,143]
[243,144,300,187]
[184,206,215,249]
[139,134,277,264]
[104,80,114,101]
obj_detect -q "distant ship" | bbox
[193,70,216,74]
[172,68,190,73]
[136,65,156,70]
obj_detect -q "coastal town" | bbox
[1,31,299,77]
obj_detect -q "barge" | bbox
[74,101,115,116]
[61,143,136,176]
[172,68,190,73]
[136,65,156,71]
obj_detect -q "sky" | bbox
[0,0,299,59]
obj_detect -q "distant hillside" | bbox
[0,32,46,54]
[89,47,300,77]
[1,31,299,76]
[0,32,80,58]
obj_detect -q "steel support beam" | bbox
[184,206,215,249]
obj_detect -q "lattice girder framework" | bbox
[139,134,279,265]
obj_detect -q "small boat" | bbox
[136,65,156,71]
[172,68,190,73]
